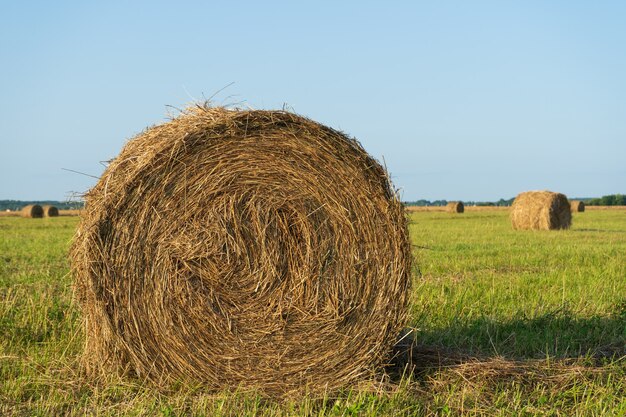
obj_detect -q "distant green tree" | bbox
[586,194,625,206]
[600,196,609,205]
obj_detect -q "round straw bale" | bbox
[70,106,412,396]
[42,205,59,217]
[510,191,571,230]
[446,201,464,213]
[570,200,585,213]
[21,204,44,218]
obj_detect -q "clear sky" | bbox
[1,1,625,201]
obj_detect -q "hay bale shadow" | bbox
[387,329,474,381]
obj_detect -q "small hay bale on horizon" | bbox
[510,190,571,230]
[70,106,412,397]
[42,205,59,217]
[20,204,44,218]
[446,201,464,213]
[570,200,585,213]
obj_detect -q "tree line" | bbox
[0,200,84,211]
[585,194,626,206]
[406,194,625,207]
[1,195,623,211]
[405,198,515,207]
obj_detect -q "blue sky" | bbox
[1,1,625,201]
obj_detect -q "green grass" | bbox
[1,211,625,416]
[409,211,626,359]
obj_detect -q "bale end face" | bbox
[42,205,59,217]
[70,106,412,397]
[510,191,571,230]
[446,201,464,213]
[21,204,44,218]
[570,200,585,213]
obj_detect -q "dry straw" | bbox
[71,106,412,397]
[446,201,464,213]
[510,191,571,230]
[42,205,59,217]
[21,204,44,218]
[570,200,585,213]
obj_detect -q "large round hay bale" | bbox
[446,201,464,213]
[21,204,44,218]
[510,191,571,230]
[70,107,412,396]
[570,200,585,213]
[42,205,59,217]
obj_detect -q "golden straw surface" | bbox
[570,200,585,213]
[71,106,411,397]
[42,205,59,217]
[446,201,464,213]
[510,190,571,230]
[21,204,43,218]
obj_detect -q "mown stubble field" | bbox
[1,209,625,416]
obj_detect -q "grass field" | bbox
[1,210,625,416]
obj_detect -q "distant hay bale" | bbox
[70,106,412,397]
[42,205,59,217]
[446,201,464,213]
[570,200,585,213]
[510,191,571,230]
[21,204,44,218]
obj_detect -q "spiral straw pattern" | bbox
[71,106,411,396]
